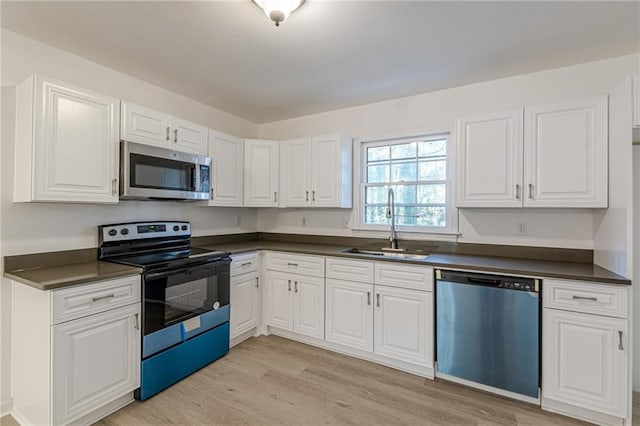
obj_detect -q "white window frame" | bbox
[351,128,458,238]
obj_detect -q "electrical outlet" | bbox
[516,221,527,236]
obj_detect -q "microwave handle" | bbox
[191,165,198,192]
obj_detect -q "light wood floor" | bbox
[3,335,639,425]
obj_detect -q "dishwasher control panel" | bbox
[500,280,535,291]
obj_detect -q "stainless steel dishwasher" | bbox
[435,269,540,402]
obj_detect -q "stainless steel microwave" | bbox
[120,141,211,200]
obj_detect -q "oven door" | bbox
[142,259,230,358]
[120,140,211,200]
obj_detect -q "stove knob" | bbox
[121,228,129,235]
[173,225,180,231]
[108,229,117,236]
[181,225,188,231]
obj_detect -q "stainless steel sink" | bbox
[341,248,428,260]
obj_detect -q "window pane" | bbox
[367,164,389,183]
[418,139,446,157]
[418,160,446,180]
[367,146,389,162]
[391,142,416,160]
[365,206,387,225]
[417,207,446,227]
[395,206,417,226]
[390,161,416,182]
[390,185,416,204]
[417,184,446,203]
[365,186,388,204]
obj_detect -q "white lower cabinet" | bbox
[230,272,260,338]
[265,270,324,339]
[12,276,141,426]
[325,278,373,352]
[542,278,630,425]
[374,285,433,367]
[52,304,140,425]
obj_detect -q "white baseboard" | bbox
[542,397,625,426]
[1,399,13,417]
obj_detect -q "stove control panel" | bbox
[99,221,190,243]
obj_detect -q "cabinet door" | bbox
[209,130,244,206]
[171,117,208,155]
[311,135,352,208]
[374,285,432,367]
[52,304,141,425]
[230,273,259,338]
[265,271,293,330]
[542,309,627,417]
[633,74,640,128]
[244,139,279,207]
[293,275,325,339]
[280,137,311,207]
[120,102,171,148]
[325,279,373,352]
[32,76,119,203]
[524,96,608,207]
[456,109,523,207]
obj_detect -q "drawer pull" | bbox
[618,330,623,350]
[241,262,252,267]
[287,263,298,267]
[572,295,597,302]
[92,293,115,302]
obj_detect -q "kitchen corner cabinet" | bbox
[542,279,629,425]
[230,252,261,340]
[244,139,280,207]
[208,130,244,207]
[12,276,141,426]
[457,95,608,208]
[279,134,353,208]
[14,74,120,203]
[120,102,208,155]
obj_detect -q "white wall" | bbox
[0,30,261,414]
[259,54,639,250]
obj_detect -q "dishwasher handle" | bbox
[437,270,538,292]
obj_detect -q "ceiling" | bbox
[1,1,639,124]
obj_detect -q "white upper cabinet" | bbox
[15,75,120,203]
[524,96,608,208]
[121,102,207,155]
[456,109,524,207]
[279,134,352,208]
[208,130,244,206]
[244,139,279,207]
[457,95,608,208]
[633,74,640,128]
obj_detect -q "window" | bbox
[358,132,455,233]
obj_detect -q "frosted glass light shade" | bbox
[253,0,305,26]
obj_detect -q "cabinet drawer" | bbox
[52,275,141,324]
[326,257,374,283]
[374,262,433,291]
[265,252,325,277]
[230,252,259,276]
[543,279,628,318]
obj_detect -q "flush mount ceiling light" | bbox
[253,0,305,27]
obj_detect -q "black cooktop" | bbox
[110,247,229,269]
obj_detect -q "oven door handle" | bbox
[145,260,230,280]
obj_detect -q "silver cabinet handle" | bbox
[376,293,380,307]
[165,126,170,141]
[112,178,117,195]
[134,313,139,330]
[241,262,252,267]
[312,190,316,202]
[287,263,298,267]
[274,192,278,202]
[572,295,597,302]
[367,291,371,306]
[294,281,298,293]
[92,293,114,302]
[618,330,623,350]
[174,129,178,143]
[515,184,521,200]
[256,277,259,289]
[210,188,214,199]
[305,190,309,202]
[528,183,534,199]
[288,280,291,292]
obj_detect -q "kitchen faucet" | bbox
[384,187,404,251]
